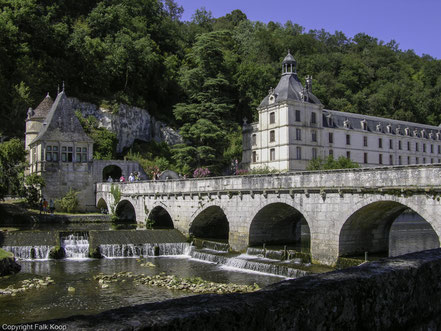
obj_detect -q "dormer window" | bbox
[376,123,382,132]
[269,95,276,105]
[344,119,350,129]
[327,115,333,127]
[361,120,367,131]
[386,124,392,133]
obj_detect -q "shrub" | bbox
[193,167,210,178]
[56,188,79,213]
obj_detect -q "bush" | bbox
[56,188,79,213]
[23,174,45,208]
[193,167,210,178]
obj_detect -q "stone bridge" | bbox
[96,164,441,266]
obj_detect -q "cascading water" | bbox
[61,232,90,259]
[100,243,190,258]
[2,246,53,260]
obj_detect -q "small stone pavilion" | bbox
[25,90,145,211]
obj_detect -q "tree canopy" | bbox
[1,1,441,175]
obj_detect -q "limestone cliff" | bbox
[68,98,182,153]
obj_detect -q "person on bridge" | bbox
[119,175,125,182]
[107,176,113,183]
[129,173,135,182]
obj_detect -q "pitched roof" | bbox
[30,91,94,145]
[30,93,53,119]
[323,109,441,139]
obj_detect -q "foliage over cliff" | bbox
[1,1,441,174]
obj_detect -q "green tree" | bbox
[172,30,236,174]
[307,155,359,171]
[0,138,26,199]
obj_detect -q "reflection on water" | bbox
[0,257,285,324]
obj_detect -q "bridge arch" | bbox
[338,199,440,258]
[96,198,108,213]
[148,206,174,229]
[249,202,310,251]
[115,199,136,222]
[102,165,122,181]
[189,206,229,240]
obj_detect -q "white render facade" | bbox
[242,52,441,171]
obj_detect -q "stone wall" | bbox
[69,98,182,153]
[38,249,441,330]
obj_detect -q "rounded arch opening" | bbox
[97,198,108,213]
[249,203,310,252]
[115,200,136,222]
[339,201,439,259]
[190,206,229,241]
[103,165,122,181]
[148,206,174,229]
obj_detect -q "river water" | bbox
[0,255,286,324]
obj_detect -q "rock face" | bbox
[69,98,182,153]
[0,256,21,276]
[37,249,441,330]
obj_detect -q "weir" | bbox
[61,232,90,259]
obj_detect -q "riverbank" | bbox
[0,248,21,276]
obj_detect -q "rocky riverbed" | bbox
[0,276,55,296]
[93,271,260,294]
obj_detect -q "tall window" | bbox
[346,151,351,159]
[269,112,275,124]
[416,142,419,152]
[439,145,441,154]
[389,155,393,165]
[296,128,301,141]
[61,146,67,162]
[399,156,402,165]
[416,157,419,164]
[52,146,59,162]
[363,136,368,147]
[364,152,368,164]
[407,141,411,151]
[46,146,52,161]
[423,157,426,164]
[270,148,275,161]
[82,147,88,162]
[431,144,434,153]
[423,144,426,153]
[329,149,333,156]
[296,147,301,160]
[398,141,402,150]
[252,151,257,163]
[295,110,301,122]
[67,147,73,162]
[379,154,383,165]
[378,138,383,149]
[311,131,317,142]
[311,112,316,124]
[407,156,410,164]
[389,139,393,149]
[270,130,275,143]
[76,147,82,163]
[252,134,257,146]
[346,134,350,145]
[312,148,317,159]
[329,132,333,144]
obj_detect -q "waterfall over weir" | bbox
[2,246,53,260]
[100,243,190,258]
[61,233,90,259]
[188,248,309,278]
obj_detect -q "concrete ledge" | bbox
[37,249,441,330]
[89,229,187,247]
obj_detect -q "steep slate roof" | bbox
[30,93,53,119]
[30,91,94,145]
[323,109,441,139]
[259,53,321,108]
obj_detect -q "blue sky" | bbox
[176,0,441,59]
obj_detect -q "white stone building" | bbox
[242,52,441,171]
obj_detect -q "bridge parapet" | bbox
[97,164,441,196]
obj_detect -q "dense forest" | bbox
[1,0,441,175]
